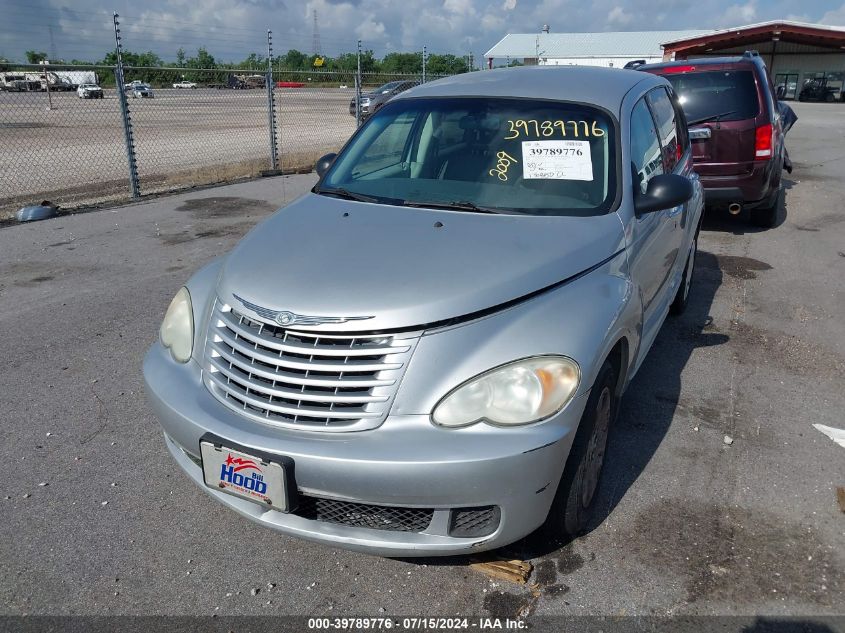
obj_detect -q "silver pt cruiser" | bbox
[144,66,703,556]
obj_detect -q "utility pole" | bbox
[43,61,52,110]
[312,9,321,56]
[266,29,278,171]
[422,45,426,83]
[355,39,362,127]
[469,52,474,71]
[112,12,140,198]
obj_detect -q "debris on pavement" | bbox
[17,201,60,223]
[724,435,734,445]
[470,557,533,584]
[813,424,845,448]
[837,487,845,514]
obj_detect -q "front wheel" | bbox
[541,360,618,541]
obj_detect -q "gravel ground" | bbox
[0,88,356,217]
[0,103,842,624]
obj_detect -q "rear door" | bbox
[660,66,761,176]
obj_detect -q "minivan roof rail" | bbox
[743,50,760,57]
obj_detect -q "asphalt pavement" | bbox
[0,103,842,622]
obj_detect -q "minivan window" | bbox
[630,98,664,195]
[320,97,617,217]
[646,87,680,172]
[663,70,760,124]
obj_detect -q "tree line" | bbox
[22,47,473,76]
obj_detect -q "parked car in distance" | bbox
[798,77,842,102]
[144,65,703,557]
[131,83,154,98]
[173,80,197,89]
[640,51,786,227]
[348,80,418,119]
[76,83,104,99]
[124,79,145,90]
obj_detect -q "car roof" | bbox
[394,66,664,111]
[639,56,761,72]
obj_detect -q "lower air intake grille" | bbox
[448,506,501,537]
[295,496,434,532]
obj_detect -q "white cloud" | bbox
[444,0,475,15]
[820,3,845,25]
[717,1,757,26]
[356,14,387,40]
[503,0,517,10]
[607,6,632,26]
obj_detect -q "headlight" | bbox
[432,356,580,428]
[159,287,194,363]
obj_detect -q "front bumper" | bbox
[143,342,587,556]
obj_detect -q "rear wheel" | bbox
[750,183,783,228]
[541,360,618,541]
[825,93,835,103]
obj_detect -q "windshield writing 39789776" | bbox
[319,97,617,217]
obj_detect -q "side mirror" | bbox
[635,173,693,215]
[315,153,337,178]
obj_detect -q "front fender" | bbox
[182,257,225,365]
[392,251,641,417]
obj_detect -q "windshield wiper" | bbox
[402,200,501,214]
[687,110,738,126]
[314,187,379,203]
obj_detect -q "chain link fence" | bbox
[0,64,131,216]
[0,63,458,219]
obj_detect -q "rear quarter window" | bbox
[664,70,760,124]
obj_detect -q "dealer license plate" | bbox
[200,442,287,512]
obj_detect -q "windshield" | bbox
[320,97,617,216]
[664,70,760,124]
[373,81,404,93]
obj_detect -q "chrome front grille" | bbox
[203,301,419,431]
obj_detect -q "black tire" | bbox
[541,360,618,541]
[750,184,783,228]
[825,93,835,103]
[670,233,697,315]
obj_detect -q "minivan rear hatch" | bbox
[658,66,761,176]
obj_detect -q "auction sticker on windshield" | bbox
[200,442,288,511]
[522,140,593,181]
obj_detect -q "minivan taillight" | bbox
[755,123,773,159]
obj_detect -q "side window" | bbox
[352,110,416,178]
[630,98,664,195]
[646,87,680,172]
[667,87,690,155]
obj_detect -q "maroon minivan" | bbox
[640,52,785,227]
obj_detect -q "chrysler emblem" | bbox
[232,294,374,327]
[275,311,295,326]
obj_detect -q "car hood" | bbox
[217,194,625,332]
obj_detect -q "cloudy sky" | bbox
[4,0,845,63]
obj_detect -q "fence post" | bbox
[112,13,140,198]
[266,30,279,172]
[422,46,426,83]
[355,40,362,127]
